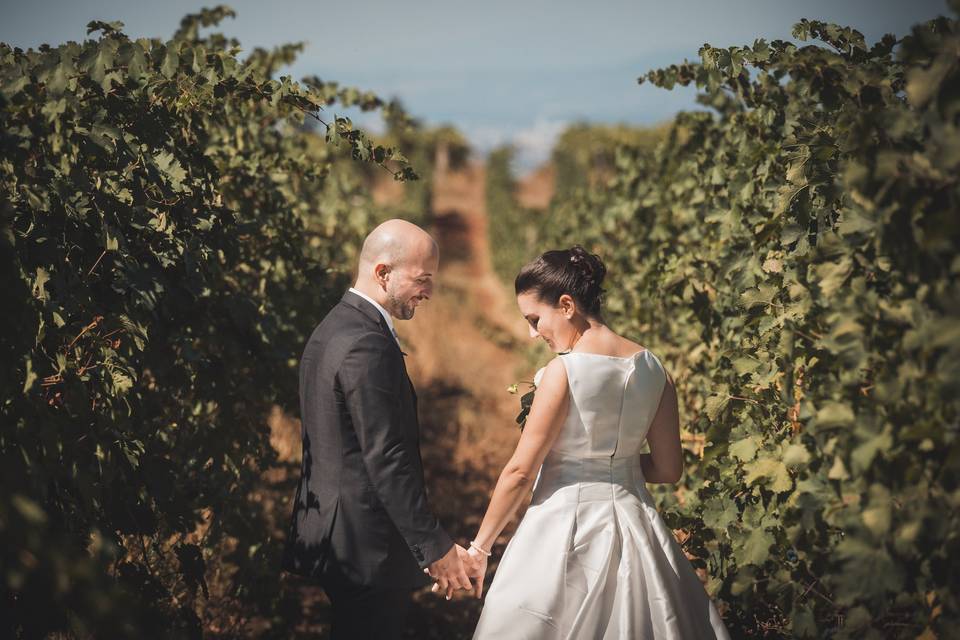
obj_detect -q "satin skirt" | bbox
[473,453,731,639]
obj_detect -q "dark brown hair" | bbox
[514,245,607,317]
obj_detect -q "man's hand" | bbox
[463,544,489,598]
[424,544,472,600]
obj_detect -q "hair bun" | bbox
[514,244,609,318]
[568,245,606,290]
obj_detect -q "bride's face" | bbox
[517,291,578,353]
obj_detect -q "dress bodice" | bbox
[533,349,667,460]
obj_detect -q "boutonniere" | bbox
[507,380,536,432]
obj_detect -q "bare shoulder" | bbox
[654,355,677,404]
[537,356,569,391]
[543,355,568,377]
[526,357,570,429]
[643,348,675,388]
[611,331,645,357]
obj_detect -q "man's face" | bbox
[383,247,438,320]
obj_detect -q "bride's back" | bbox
[533,349,667,459]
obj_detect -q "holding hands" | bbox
[424,540,490,600]
[464,541,490,597]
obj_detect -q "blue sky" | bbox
[1,0,950,169]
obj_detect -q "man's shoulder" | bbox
[306,303,394,364]
[344,329,397,354]
[311,300,371,339]
[301,302,360,362]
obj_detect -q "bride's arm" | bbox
[471,357,570,554]
[638,371,683,483]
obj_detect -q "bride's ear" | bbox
[558,294,576,320]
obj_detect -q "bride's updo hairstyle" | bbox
[515,245,607,318]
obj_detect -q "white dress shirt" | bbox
[348,287,401,346]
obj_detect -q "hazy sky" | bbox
[1,0,950,168]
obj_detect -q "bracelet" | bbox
[470,540,492,556]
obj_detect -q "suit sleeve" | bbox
[338,331,454,568]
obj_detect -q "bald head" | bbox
[354,219,439,320]
[358,218,438,271]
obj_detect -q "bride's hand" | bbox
[465,544,489,598]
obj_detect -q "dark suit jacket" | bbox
[281,290,453,588]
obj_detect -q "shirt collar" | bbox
[348,287,397,337]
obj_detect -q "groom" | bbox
[281,219,476,639]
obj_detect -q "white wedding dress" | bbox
[473,350,731,639]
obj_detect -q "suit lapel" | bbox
[340,290,417,403]
[341,291,402,350]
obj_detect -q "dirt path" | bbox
[260,163,545,639]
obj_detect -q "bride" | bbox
[461,245,730,639]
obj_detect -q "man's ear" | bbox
[374,263,391,287]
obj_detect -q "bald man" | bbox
[281,219,474,639]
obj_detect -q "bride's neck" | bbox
[568,316,607,350]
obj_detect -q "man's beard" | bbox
[386,288,415,320]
